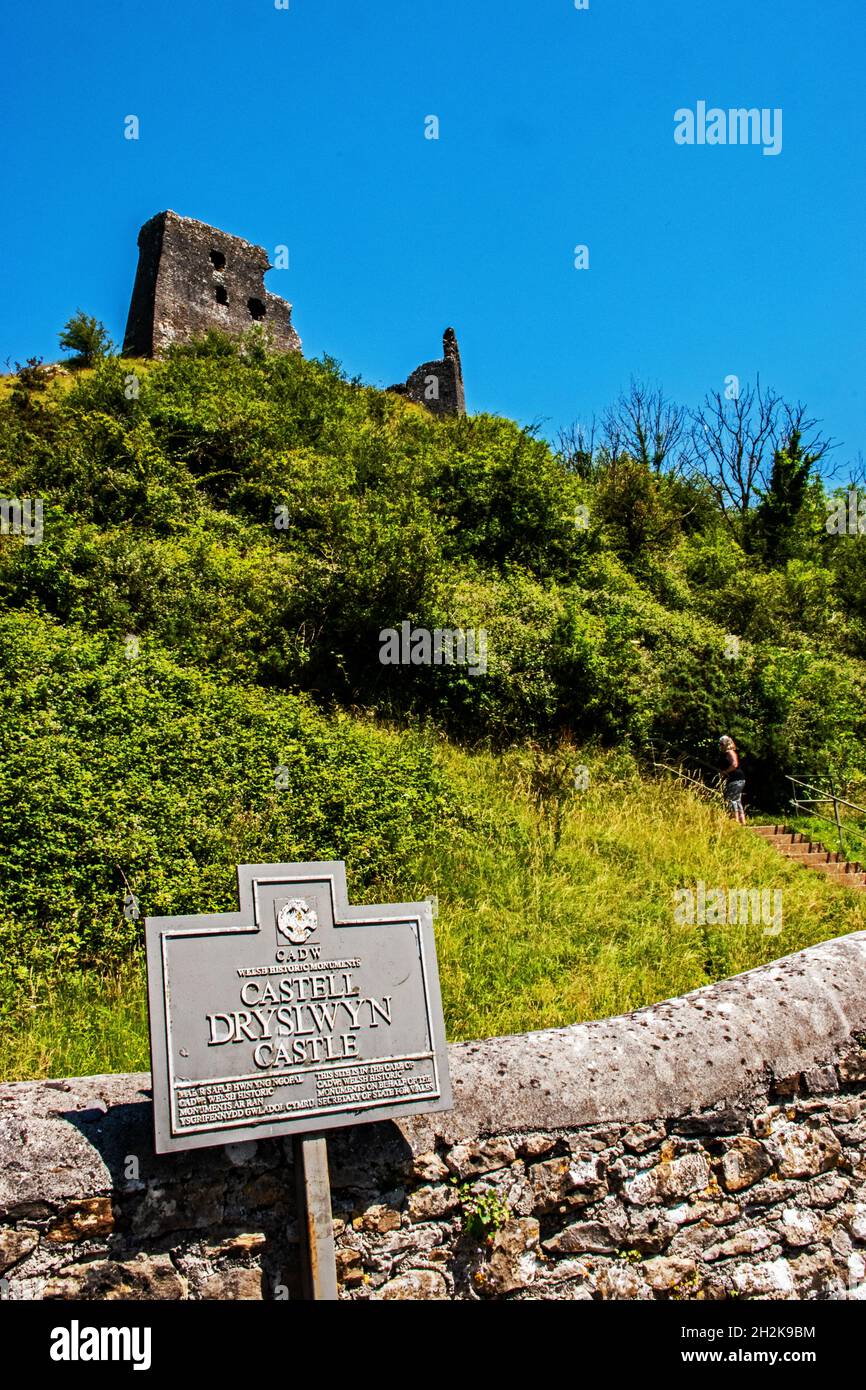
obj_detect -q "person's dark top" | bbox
[720,749,745,784]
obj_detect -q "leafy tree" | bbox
[58,310,114,367]
[752,429,820,564]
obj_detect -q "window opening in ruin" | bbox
[247,297,267,321]
[209,250,226,270]
[215,286,229,305]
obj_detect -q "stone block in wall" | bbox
[769,1123,842,1179]
[589,1261,652,1300]
[731,1257,795,1298]
[803,1065,840,1094]
[625,1207,679,1255]
[199,1267,263,1300]
[720,1137,773,1192]
[467,1218,540,1298]
[43,1197,114,1245]
[779,1207,821,1247]
[352,1204,402,1235]
[704,1224,775,1261]
[838,1048,866,1083]
[515,1134,558,1161]
[0,1229,37,1274]
[622,1121,666,1153]
[335,1247,364,1286]
[625,1151,711,1205]
[407,1184,460,1223]
[666,1197,741,1228]
[528,1154,606,1212]
[543,1216,626,1256]
[373,1270,448,1300]
[849,1203,866,1240]
[203,1232,266,1259]
[444,1139,515,1180]
[642,1255,697,1291]
[43,1253,187,1301]
[411,1151,450,1182]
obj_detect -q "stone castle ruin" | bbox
[123,211,466,416]
[387,327,466,417]
[123,211,302,358]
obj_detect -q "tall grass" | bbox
[406,744,866,1040]
[0,958,149,1081]
[3,743,864,1079]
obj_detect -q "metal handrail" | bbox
[786,774,866,859]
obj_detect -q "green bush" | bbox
[0,610,454,991]
[2,332,866,789]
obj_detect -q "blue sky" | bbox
[2,0,864,461]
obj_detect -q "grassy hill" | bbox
[3,736,863,1080]
[2,334,866,1078]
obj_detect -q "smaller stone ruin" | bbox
[388,327,466,417]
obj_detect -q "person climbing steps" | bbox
[719,735,746,824]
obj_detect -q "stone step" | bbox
[783,845,839,856]
[808,863,866,885]
[783,848,836,863]
[751,826,812,846]
[749,822,866,887]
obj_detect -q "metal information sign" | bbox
[145,861,452,1155]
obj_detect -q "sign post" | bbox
[144,861,452,1299]
[293,1134,338,1301]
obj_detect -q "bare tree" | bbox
[825,449,865,492]
[602,380,692,475]
[688,379,831,529]
[555,416,598,478]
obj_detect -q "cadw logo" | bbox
[674,102,782,156]
[50,1320,152,1371]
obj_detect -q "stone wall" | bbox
[123,211,301,358]
[2,932,865,1301]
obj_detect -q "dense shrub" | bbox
[1,334,865,790]
[0,611,455,986]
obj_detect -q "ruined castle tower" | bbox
[123,211,301,357]
[388,327,466,416]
